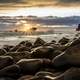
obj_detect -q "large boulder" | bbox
[0,64,20,78]
[52,52,70,70]
[31,46,54,59]
[0,56,14,70]
[64,67,80,80]
[52,38,80,69]
[0,77,15,80]
[16,59,50,75]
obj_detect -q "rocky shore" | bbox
[0,33,80,80]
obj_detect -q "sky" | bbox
[0,0,80,17]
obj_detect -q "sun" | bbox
[22,24,32,32]
[15,20,38,32]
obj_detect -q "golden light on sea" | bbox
[15,20,38,32]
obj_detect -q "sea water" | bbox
[0,26,77,47]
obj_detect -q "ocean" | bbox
[0,26,77,47]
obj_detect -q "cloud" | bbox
[57,0,80,3]
[56,0,80,6]
[0,0,80,7]
[0,0,27,3]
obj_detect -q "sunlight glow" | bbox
[15,20,38,32]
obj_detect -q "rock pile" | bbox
[0,37,80,80]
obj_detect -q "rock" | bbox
[52,52,70,70]
[19,41,32,48]
[0,56,14,70]
[29,76,54,80]
[18,41,26,45]
[31,46,54,59]
[64,67,80,80]
[16,59,50,75]
[63,43,80,66]
[69,37,80,47]
[76,24,80,31]
[0,64,20,78]
[16,59,43,75]
[50,43,68,51]
[35,71,64,80]
[9,45,21,52]
[51,40,56,44]
[0,77,15,80]
[4,52,31,62]
[53,50,62,58]
[17,46,31,52]
[2,45,14,52]
[52,37,80,68]
[10,41,32,52]
[33,37,46,48]
[18,75,33,80]
[0,49,7,55]
[52,39,80,69]
[35,71,58,77]
[58,37,70,45]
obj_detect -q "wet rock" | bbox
[53,50,62,58]
[19,41,32,48]
[51,40,56,44]
[0,56,14,70]
[50,43,68,51]
[52,52,70,70]
[69,37,80,47]
[31,46,54,59]
[29,76,54,80]
[64,67,80,80]
[10,41,32,52]
[16,59,50,75]
[0,77,15,80]
[16,59,43,75]
[4,52,31,62]
[52,37,80,68]
[52,40,80,69]
[0,64,20,78]
[9,45,21,52]
[63,43,80,66]
[17,46,31,52]
[0,49,7,55]
[35,71,57,77]
[18,75,33,80]
[33,37,46,48]
[58,37,70,45]
[2,45,14,52]
[35,71,64,80]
